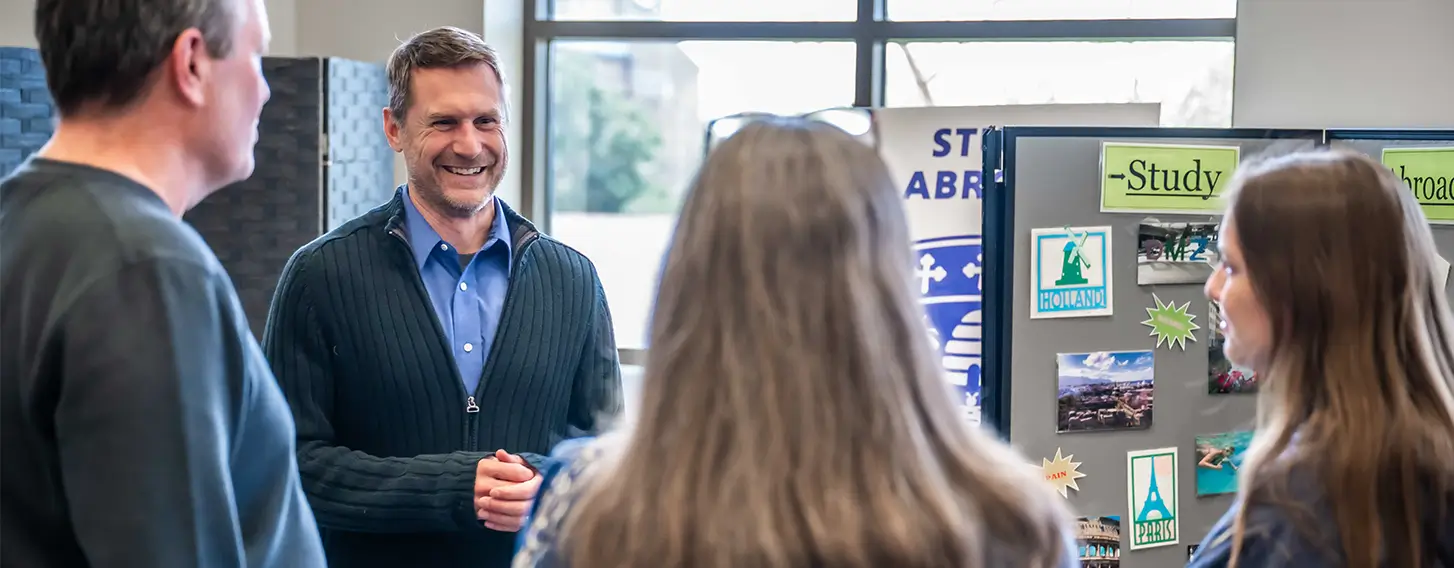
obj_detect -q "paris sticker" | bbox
[1127,447,1179,550]
[1030,226,1114,319]
[915,235,984,425]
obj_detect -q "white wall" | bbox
[263,0,297,56]
[1233,0,1454,128]
[1,0,35,48]
[0,0,293,52]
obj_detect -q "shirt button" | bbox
[459,282,468,291]
[440,243,449,251]
[463,343,474,353]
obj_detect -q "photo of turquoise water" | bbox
[1195,430,1252,496]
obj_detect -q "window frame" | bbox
[519,0,1236,365]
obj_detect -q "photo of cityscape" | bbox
[1057,350,1155,433]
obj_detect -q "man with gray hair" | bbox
[264,26,622,567]
[0,0,325,566]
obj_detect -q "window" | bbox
[547,40,858,348]
[551,0,857,22]
[886,40,1235,127]
[887,0,1235,21]
[525,0,1237,378]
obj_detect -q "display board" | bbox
[992,126,1324,567]
[1326,129,1454,301]
[873,103,1161,432]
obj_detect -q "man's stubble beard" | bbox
[411,168,505,220]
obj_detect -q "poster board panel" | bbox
[1004,132,1320,568]
[1327,134,1454,301]
[874,104,1160,429]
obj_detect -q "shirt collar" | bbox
[401,186,513,270]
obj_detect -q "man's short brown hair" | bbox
[33,0,241,117]
[386,26,506,124]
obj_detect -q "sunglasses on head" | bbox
[702,107,878,154]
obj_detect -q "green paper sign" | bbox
[1383,147,1454,223]
[1142,294,1199,350]
[1101,142,1241,214]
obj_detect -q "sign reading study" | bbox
[1383,147,1454,224]
[1101,142,1241,214]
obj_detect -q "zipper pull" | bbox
[466,396,480,413]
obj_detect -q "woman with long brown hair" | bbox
[509,117,1077,568]
[1191,149,1454,567]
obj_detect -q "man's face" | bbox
[385,64,508,218]
[196,0,272,189]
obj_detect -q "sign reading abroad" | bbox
[1127,447,1180,550]
[1030,226,1113,319]
[875,107,989,425]
[1383,147,1454,224]
[1101,142,1241,214]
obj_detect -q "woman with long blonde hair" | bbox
[510,117,1077,568]
[1191,149,1454,567]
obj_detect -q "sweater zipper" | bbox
[390,224,540,452]
[465,234,538,450]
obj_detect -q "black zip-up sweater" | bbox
[262,189,623,568]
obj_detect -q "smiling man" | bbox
[261,27,623,568]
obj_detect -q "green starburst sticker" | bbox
[1142,294,1199,350]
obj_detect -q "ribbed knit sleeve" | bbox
[569,273,624,438]
[262,245,490,534]
[503,247,624,473]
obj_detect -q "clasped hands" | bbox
[475,449,542,532]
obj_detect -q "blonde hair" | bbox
[559,119,1073,567]
[1222,149,1454,567]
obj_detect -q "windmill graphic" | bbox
[1055,226,1092,286]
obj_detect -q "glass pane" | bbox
[888,0,1235,21]
[548,40,857,348]
[885,41,1234,127]
[551,0,855,21]
[621,364,644,417]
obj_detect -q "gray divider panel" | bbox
[1008,134,1319,567]
[186,57,325,335]
[1329,136,1454,301]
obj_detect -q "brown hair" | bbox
[386,26,505,124]
[557,118,1073,568]
[1222,149,1454,567]
[34,0,240,116]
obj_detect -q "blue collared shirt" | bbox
[401,188,513,396]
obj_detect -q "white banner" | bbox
[874,103,1160,425]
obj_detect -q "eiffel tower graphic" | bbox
[1137,464,1173,521]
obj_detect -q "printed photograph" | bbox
[1056,350,1155,433]
[1195,430,1253,497]
[1209,301,1260,394]
[1075,516,1121,568]
[1136,221,1220,285]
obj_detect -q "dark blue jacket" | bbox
[263,190,623,568]
[1188,486,1454,567]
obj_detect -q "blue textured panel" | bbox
[0,47,54,178]
[325,57,394,231]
